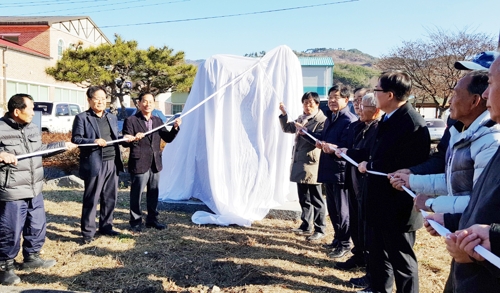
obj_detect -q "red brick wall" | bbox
[0,26,50,56]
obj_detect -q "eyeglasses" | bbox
[91,98,107,103]
[360,104,375,110]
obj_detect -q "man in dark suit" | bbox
[72,86,134,244]
[123,92,181,232]
[358,71,430,293]
[313,84,357,253]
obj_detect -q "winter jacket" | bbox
[409,118,461,175]
[0,114,65,201]
[314,106,357,184]
[409,111,500,214]
[279,110,326,184]
[444,147,500,293]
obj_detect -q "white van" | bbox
[34,102,83,133]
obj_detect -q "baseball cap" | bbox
[454,51,500,70]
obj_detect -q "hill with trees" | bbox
[188,48,380,89]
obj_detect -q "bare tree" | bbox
[377,28,495,118]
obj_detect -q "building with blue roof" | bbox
[298,57,334,99]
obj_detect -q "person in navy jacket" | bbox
[311,84,357,257]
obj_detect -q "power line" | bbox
[0,0,108,8]
[100,0,359,28]
[15,0,156,15]
[59,0,189,16]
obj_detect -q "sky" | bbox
[1,0,499,60]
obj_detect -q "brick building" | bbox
[0,16,110,109]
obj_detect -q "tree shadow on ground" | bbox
[17,190,360,292]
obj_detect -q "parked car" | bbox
[34,101,83,132]
[166,113,181,125]
[107,107,168,133]
[425,118,446,142]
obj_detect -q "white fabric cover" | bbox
[158,45,303,226]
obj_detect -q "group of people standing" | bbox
[0,86,181,285]
[279,51,500,293]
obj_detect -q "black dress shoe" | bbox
[350,275,370,288]
[291,228,312,235]
[328,246,350,258]
[98,229,121,236]
[322,239,339,249]
[145,221,166,230]
[307,232,325,241]
[82,237,94,244]
[129,224,143,233]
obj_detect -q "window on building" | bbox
[172,104,183,114]
[1,34,19,44]
[57,39,64,59]
[55,88,86,106]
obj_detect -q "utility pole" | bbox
[498,29,500,51]
[2,47,6,109]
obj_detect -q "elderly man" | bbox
[72,86,134,244]
[393,51,500,178]
[123,92,181,232]
[0,94,76,285]
[332,88,370,268]
[426,54,500,293]
[312,84,357,252]
[325,93,382,290]
[357,71,430,293]
[390,70,500,214]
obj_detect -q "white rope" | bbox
[15,58,264,158]
[308,127,500,269]
[15,147,68,160]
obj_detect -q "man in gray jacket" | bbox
[0,94,76,285]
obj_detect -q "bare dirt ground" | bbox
[9,189,451,293]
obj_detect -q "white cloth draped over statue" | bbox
[158,45,303,226]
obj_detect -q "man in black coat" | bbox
[123,92,181,232]
[312,84,357,254]
[358,71,430,293]
[72,86,134,244]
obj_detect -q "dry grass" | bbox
[11,189,451,293]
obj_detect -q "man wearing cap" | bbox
[425,53,500,293]
[454,51,500,71]
[390,70,500,214]
[390,51,499,180]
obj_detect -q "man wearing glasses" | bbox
[357,72,430,293]
[72,86,134,244]
[312,84,357,253]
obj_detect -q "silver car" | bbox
[425,118,446,142]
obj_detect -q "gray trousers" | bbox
[129,169,160,226]
[81,160,118,238]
